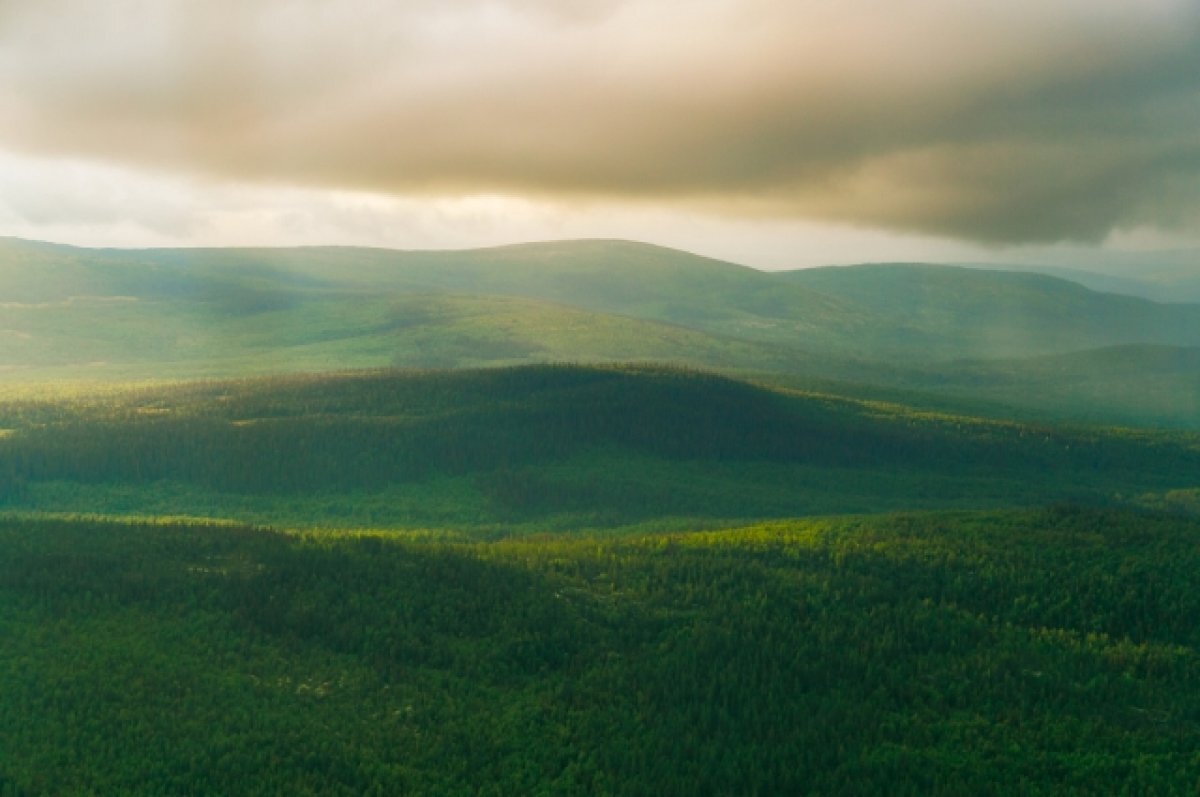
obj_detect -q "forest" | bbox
[2,506,1199,795]
[4,0,1199,787]
[0,364,1198,793]
[3,239,1200,793]
[0,365,1197,529]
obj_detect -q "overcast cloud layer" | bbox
[1,0,1199,246]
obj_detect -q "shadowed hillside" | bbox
[1,365,1196,529]
[883,345,1200,430]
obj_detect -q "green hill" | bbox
[5,236,1200,429]
[0,237,848,381]
[0,236,851,336]
[785,263,1200,358]
[12,237,1200,370]
[2,365,1196,530]
[954,250,1200,304]
[111,238,851,328]
[6,239,1200,795]
[886,345,1200,430]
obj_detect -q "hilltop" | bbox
[954,249,1200,304]
[785,263,1200,358]
[2,365,1196,529]
[4,236,1199,428]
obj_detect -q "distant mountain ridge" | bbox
[3,235,1199,428]
[952,255,1200,304]
[7,236,1199,353]
[784,262,1200,358]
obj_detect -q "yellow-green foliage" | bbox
[1,506,1198,794]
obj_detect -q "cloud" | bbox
[1,0,1198,244]
[2,148,1031,268]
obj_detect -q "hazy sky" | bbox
[1,0,1198,267]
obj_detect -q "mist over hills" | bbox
[3,235,1198,427]
[785,263,1200,358]
[954,250,1200,304]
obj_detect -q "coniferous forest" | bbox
[0,360,1198,794]
[5,0,1200,790]
[4,507,1200,795]
[1,238,1199,795]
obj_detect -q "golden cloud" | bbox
[2,0,1198,243]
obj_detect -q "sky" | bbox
[1,0,1198,269]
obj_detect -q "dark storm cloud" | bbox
[1,0,1197,244]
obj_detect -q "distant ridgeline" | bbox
[2,236,1199,428]
[0,365,1197,529]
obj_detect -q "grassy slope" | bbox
[0,287,823,384]
[9,237,1200,364]
[953,262,1195,304]
[785,263,1200,358]
[120,241,1200,358]
[121,241,1200,358]
[5,236,1200,428]
[0,238,854,382]
[953,250,1200,304]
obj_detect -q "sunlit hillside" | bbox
[4,237,1200,428]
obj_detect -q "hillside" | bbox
[1,366,1196,530]
[3,507,1199,794]
[785,263,1200,358]
[10,237,1200,367]
[954,250,1200,304]
[0,237,850,380]
[2,244,1199,793]
[0,287,827,380]
[888,345,1200,430]
[0,236,854,341]
[5,236,1200,429]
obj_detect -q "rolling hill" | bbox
[4,236,1200,428]
[2,365,1196,529]
[784,263,1200,358]
[2,365,1199,793]
[10,236,1200,363]
[954,250,1200,304]
[887,345,1200,430]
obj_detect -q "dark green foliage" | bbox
[2,507,1199,794]
[1,366,1197,527]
